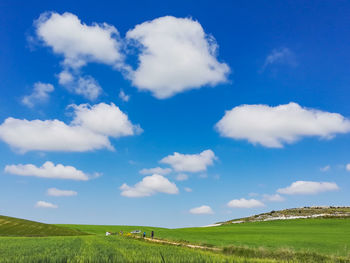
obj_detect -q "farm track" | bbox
[135,236,221,251]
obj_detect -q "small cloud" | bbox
[175,173,188,181]
[189,205,213,215]
[47,188,77,197]
[227,198,265,208]
[184,187,192,192]
[5,161,89,181]
[248,192,259,197]
[346,164,350,171]
[58,72,102,101]
[160,149,217,173]
[120,174,178,198]
[277,181,339,195]
[35,201,57,208]
[261,47,297,72]
[320,165,331,172]
[119,90,130,102]
[262,194,285,202]
[22,82,54,108]
[198,173,208,179]
[139,167,172,175]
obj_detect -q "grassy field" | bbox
[1,214,350,262]
[0,235,280,263]
[0,215,86,237]
[64,218,350,257]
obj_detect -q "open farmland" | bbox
[65,218,350,257]
[1,214,350,262]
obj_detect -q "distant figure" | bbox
[120,230,123,236]
[151,231,154,239]
[143,232,146,238]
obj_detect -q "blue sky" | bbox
[0,0,350,228]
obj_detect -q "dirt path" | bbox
[135,236,221,251]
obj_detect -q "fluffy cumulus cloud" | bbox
[22,82,54,108]
[47,188,77,196]
[120,174,179,197]
[0,103,141,152]
[139,167,172,175]
[5,161,89,180]
[216,102,350,148]
[35,201,57,208]
[160,149,217,172]
[126,16,229,99]
[35,12,124,100]
[277,181,339,195]
[35,12,123,68]
[227,198,265,208]
[189,205,213,215]
[262,194,285,202]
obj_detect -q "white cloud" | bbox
[261,47,296,71]
[277,181,339,195]
[58,70,74,85]
[22,82,54,108]
[189,205,213,215]
[75,75,102,100]
[139,167,172,175]
[227,198,265,208]
[160,149,217,172]
[70,103,142,137]
[5,161,89,181]
[35,12,125,100]
[175,173,188,181]
[47,188,77,196]
[35,12,123,69]
[58,71,102,100]
[346,164,350,171]
[184,187,192,192]
[126,16,229,99]
[119,90,130,102]
[0,103,141,152]
[120,174,179,198]
[320,165,331,172]
[262,194,285,202]
[216,102,350,148]
[35,201,58,208]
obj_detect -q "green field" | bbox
[0,215,86,237]
[0,235,280,263]
[63,218,350,257]
[1,214,350,262]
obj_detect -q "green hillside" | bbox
[0,215,87,237]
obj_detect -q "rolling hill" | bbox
[219,206,350,224]
[0,215,87,237]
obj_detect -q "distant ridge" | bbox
[219,206,350,225]
[0,215,88,237]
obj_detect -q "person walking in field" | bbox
[151,231,154,239]
[143,232,146,238]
